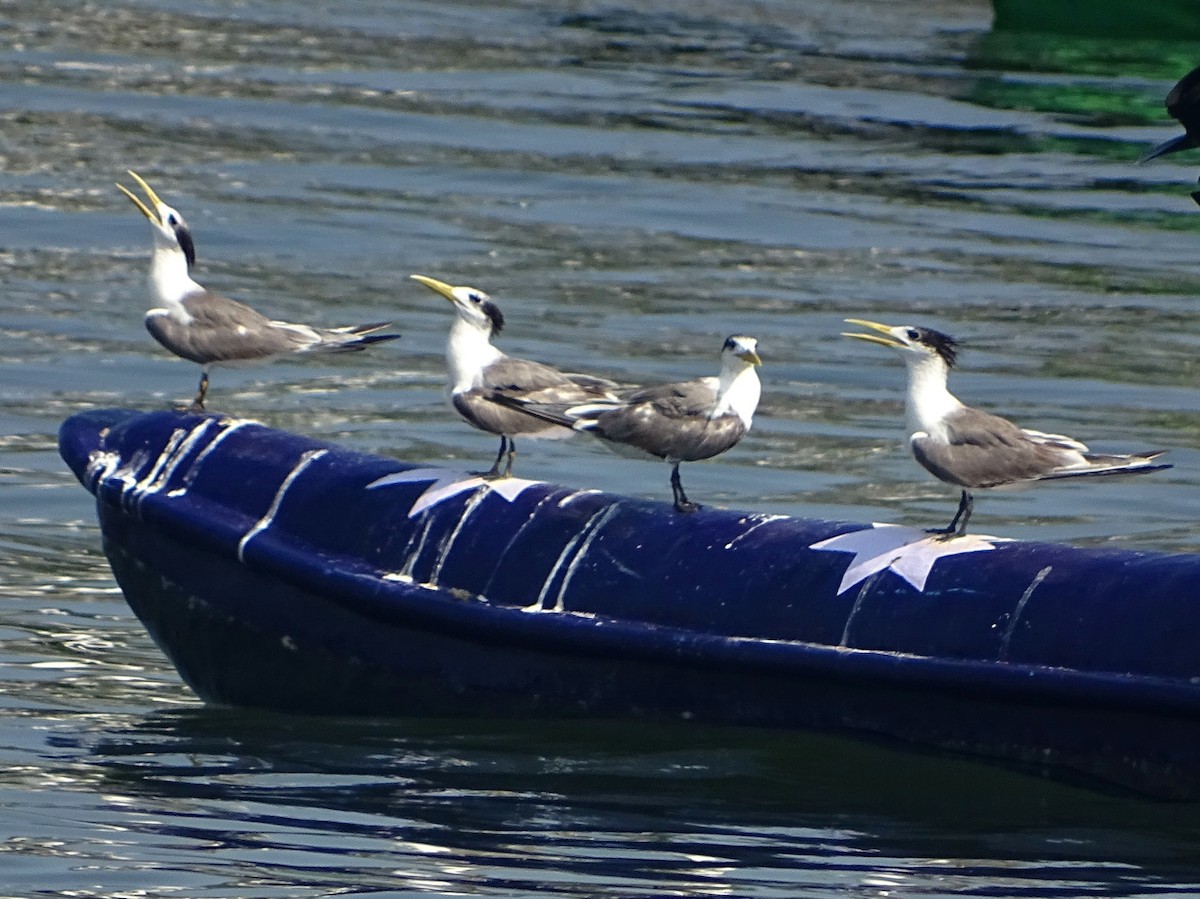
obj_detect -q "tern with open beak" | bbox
[843,319,1169,536]
[118,170,399,411]
[494,335,762,512]
[410,274,619,479]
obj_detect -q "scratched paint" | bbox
[998,565,1054,661]
[174,419,255,494]
[530,502,620,612]
[236,449,329,562]
[83,418,259,516]
[477,491,563,600]
[550,503,622,612]
[723,514,789,550]
[427,486,490,585]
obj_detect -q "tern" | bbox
[1142,62,1200,162]
[843,319,1169,536]
[118,170,399,411]
[495,335,762,512]
[410,274,619,479]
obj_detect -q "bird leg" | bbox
[929,489,973,539]
[501,439,516,479]
[189,371,209,412]
[479,436,514,480]
[670,463,700,513]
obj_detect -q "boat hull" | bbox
[60,409,1200,797]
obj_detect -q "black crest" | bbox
[481,300,504,336]
[175,223,196,270]
[915,327,958,368]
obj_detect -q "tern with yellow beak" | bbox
[495,335,762,512]
[411,274,619,479]
[118,170,399,411]
[843,319,1169,536]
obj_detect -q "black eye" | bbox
[167,213,178,227]
[905,328,920,340]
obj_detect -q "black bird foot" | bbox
[926,490,973,540]
[474,456,515,481]
[673,499,701,514]
[925,525,966,541]
[475,438,514,481]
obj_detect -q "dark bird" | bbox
[843,319,1169,537]
[410,274,619,479]
[1143,63,1200,162]
[495,335,762,512]
[118,170,399,411]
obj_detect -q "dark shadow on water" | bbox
[66,708,1200,897]
[85,707,1200,844]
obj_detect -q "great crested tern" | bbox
[495,335,762,512]
[843,319,1169,536]
[118,170,399,411]
[1143,62,1200,162]
[410,274,619,479]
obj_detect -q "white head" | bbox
[842,319,964,432]
[117,170,202,311]
[117,170,197,270]
[842,319,959,373]
[410,274,505,339]
[714,334,762,426]
[719,334,762,371]
[411,274,507,391]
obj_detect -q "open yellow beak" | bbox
[116,170,165,223]
[841,318,904,349]
[409,274,459,305]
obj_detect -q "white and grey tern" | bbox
[496,335,762,512]
[843,319,1169,536]
[411,274,619,479]
[118,170,399,411]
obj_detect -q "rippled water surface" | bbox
[7,0,1200,894]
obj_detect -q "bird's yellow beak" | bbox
[116,170,165,223]
[841,318,904,349]
[739,349,763,366]
[409,274,459,305]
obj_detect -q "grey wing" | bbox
[912,407,1072,488]
[452,390,563,437]
[149,291,310,365]
[594,380,746,462]
[483,356,615,404]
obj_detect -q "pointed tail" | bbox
[1041,450,1171,482]
[488,393,616,432]
[320,322,401,353]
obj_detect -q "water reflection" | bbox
[55,710,1200,896]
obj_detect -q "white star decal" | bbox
[810,523,1010,595]
[366,467,544,518]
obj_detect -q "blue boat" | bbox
[59,408,1200,798]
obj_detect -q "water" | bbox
[5,0,1200,893]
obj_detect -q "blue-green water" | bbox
[6,0,1200,894]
